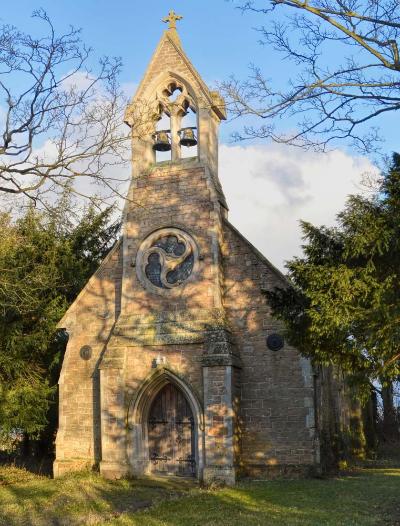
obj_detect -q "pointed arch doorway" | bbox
[148,383,195,476]
[127,368,204,480]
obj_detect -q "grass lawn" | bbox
[0,465,399,526]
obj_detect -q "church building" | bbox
[54,12,320,484]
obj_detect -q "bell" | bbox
[179,127,197,147]
[153,130,171,152]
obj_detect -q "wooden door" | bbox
[148,383,195,476]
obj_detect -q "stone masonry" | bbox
[54,13,319,484]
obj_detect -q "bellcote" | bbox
[124,12,226,183]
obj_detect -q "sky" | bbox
[0,1,391,270]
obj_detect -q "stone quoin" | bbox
[54,12,321,484]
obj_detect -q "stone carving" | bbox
[162,10,183,30]
[136,228,198,294]
[203,327,241,368]
[107,309,227,348]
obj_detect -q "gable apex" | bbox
[124,31,226,126]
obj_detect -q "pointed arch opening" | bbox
[179,106,198,159]
[154,110,172,163]
[164,82,183,102]
[149,74,199,164]
[126,368,204,479]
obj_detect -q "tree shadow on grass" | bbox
[0,469,195,526]
[0,455,53,478]
[0,468,399,526]
[125,468,400,526]
[209,470,400,526]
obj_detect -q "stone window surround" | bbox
[135,226,200,296]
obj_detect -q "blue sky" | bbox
[0,2,393,269]
[1,2,267,144]
[1,1,265,87]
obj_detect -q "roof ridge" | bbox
[223,218,289,286]
[57,237,122,329]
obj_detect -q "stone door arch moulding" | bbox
[126,367,205,479]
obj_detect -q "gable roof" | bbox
[57,237,122,329]
[223,218,290,287]
[124,30,226,125]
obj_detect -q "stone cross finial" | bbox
[162,10,183,30]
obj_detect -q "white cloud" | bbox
[1,99,379,271]
[219,144,379,271]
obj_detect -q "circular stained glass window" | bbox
[136,228,198,293]
[80,345,92,360]
[266,333,284,352]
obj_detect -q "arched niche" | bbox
[179,106,198,159]
[126,367,205,479]
[154,109,172,163]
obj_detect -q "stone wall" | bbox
[54,241,123,476]
[222,221,317,477]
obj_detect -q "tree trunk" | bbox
[363,389,378,453]
[381,382,399,441]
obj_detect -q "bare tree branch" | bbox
[221,0,400,153]
[0,9,144,208]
